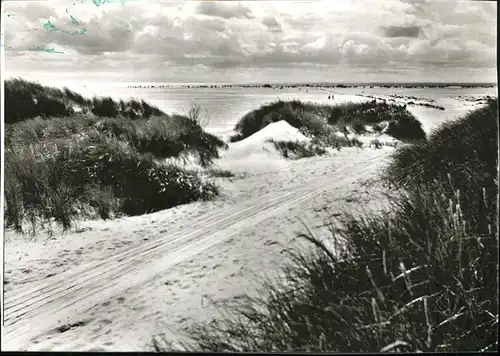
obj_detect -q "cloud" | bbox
[262,16,282,33]
[382,25,421,38]
[196,1,253,19]
[3,0,497,83]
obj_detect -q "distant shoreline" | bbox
[126,83,498,89]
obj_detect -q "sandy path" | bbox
[3,147,393,351]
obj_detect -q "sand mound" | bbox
[218,120,310,171]
[237,120,310,146]
[225,120,310,159]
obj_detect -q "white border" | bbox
[0,0,6,348]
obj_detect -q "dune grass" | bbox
[4,80,227,235]
[5,78,165,124]
[155,99,498,352]
[267,139,327,159]
[229,99,426,144]
[328,100,426,142]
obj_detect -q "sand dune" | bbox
[3,121,395,351]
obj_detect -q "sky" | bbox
[1,0,498,85]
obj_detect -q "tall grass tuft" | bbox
[155,99,498,352]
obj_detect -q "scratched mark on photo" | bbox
[28,46,65,54]
[2,0,128,52]
[73,0,128,6]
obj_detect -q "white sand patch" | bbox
[230,120,310,149]
[217,121,310,173]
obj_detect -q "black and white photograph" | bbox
[1,0,498,352]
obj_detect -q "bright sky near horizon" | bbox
[2,0,497,85]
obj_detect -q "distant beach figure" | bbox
[328,95,331,99]
[332,94,334,100]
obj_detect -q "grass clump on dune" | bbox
[327,100,426,142]
[229,100,332,142]
[4,80,226,235]
[156,99,498,352]
[229,99,426,147]
[268,139,327,159]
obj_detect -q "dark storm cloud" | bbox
[196,1,253,19]
[381,25,421,38]
[262,16,283,33]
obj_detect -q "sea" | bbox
[61,83,498,140]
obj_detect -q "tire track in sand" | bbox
[3,151,387,350]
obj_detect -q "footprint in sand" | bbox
[179,283,192,290]
[54,320,90,334]
[164,279,180,286]
[75,227,92,234]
